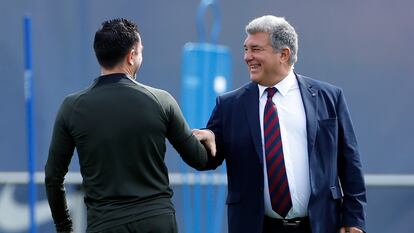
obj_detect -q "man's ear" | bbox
[127,48,135,65]
[280,47,291,64]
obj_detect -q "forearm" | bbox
[339,158,366,230]
[45,176,73,232]
[173,134,209,170]
[337,89,366,230]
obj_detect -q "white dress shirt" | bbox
[258,69,310,219]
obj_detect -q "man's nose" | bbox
[244,51,253,62]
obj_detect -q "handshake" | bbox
[192,129,217,157]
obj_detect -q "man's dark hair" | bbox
[93,18,140,69]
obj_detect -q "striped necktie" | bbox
[264,87,292,218]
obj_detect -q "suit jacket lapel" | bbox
[296,73,318,155]
[242,82,264,164]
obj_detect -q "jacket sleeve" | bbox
[44,98,74,232]
[336,89,367,231]
[164,93,209,170]
[203,96,226,170]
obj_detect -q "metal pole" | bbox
[23,15,37,233]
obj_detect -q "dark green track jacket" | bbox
[45,73,208,232]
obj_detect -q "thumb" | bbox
[203,140,216,157]
[209,141,216,157]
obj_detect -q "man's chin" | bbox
[250,75,261,83]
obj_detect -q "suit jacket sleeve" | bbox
[203,96,226,170]
[337,89,367,231]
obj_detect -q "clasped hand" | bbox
[192,129,216,157]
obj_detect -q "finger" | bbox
[209,142,217,157]
[339,227,346,233]
[193,134,202,141]
[349,227,363,233]
[203,140,216,157]
[193,133,204,141]
[192,130,205,141]
[192,129,200,136]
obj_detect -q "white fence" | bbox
[1,172,414,186]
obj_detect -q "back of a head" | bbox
[245,15,298,65]
[93,18,140,69]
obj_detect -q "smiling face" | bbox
[244,32,287,86]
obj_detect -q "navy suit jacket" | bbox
[203,73,366,233]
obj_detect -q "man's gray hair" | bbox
[246,15,298,65]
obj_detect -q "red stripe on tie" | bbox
[264,104,275,123]
[269,164,285,193]
[271,178,288,204]
[264,115,278,136]
[265,127,280,149]
[275,191,292,216]
[266,140,282,161]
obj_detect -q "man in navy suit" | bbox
[194,15,366,233]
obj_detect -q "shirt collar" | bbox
[258,68,296,98]
[93,73,138,88]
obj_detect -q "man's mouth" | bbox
[249,63,261,72]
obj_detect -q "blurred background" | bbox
[1,0,413,232]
